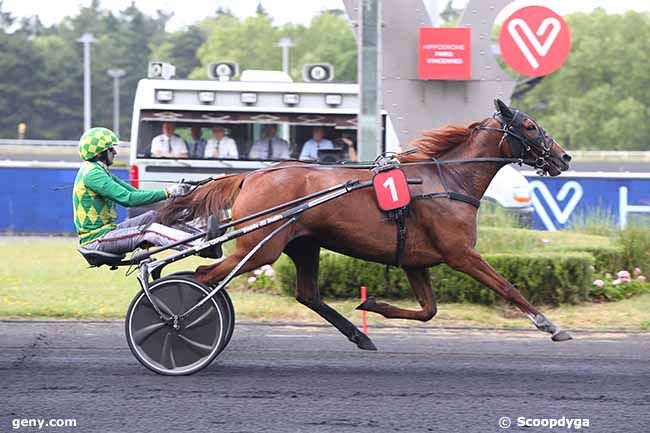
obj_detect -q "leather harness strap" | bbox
[412,191,481,209]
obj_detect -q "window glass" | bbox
[136,110,362,162]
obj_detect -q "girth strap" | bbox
[382,206,409,267]
[394,206,408,267]
[413,191,481,209]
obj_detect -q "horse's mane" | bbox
[397,122,481,163]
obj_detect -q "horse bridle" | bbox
[477,110,555,173]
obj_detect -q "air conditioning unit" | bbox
[208,61,240,81]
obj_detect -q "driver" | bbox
[73,127,221,258]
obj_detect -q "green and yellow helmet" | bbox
[79,127,119,161]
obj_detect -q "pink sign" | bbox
[499,5,571,77]
[418,27,471,80]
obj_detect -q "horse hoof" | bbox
[357,335,378,351]
[551,330,573,342]
[350,330,377,351]
[356,296,377,311]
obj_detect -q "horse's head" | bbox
[490,98,571,176]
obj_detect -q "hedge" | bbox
[275,251,594,306]
[572,246,623,273]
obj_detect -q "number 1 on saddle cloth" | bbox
[372,168,411,211]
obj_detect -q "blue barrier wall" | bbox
[526,174,650,231]
[2,167,649,233]
[0,166,128,234]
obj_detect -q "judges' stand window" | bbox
[136,110,360,163]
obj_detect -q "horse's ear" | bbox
[494,98,513,118]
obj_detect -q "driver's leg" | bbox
[83,223,199,255]
[114,209,159,230]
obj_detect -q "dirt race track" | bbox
[1,321,649,433]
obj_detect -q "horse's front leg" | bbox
[357,268,437,322]
[447,248,572,341]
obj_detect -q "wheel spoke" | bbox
[132,322,167,345]
[151,295,175,317]
[176,333,214,356]
[177,285,186,312]
[183,306,215,330]
[160,332,176,369]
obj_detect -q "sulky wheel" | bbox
[164,271,235,354]
[125,276,228,375]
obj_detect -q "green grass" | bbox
[476,226,612,254]
[1,237,648,330]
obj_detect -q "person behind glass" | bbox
[249,124,290,159]
[187,126,206,158]
[299,126,334,160]
[150,122,188,158]
[340,134,358,162]
[204,126,238,159]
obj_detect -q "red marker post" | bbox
[360,286,368,335]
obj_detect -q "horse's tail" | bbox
[159,173,245,225]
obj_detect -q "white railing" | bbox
[570,150,650,160]
[0,139,130,148]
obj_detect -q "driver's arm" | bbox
[85,167,167,207]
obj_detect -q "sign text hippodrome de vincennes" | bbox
[418,27,471,80]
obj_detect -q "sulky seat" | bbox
[78,247,126,267]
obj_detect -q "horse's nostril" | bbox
[562,154,572,163]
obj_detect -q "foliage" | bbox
[566,207,618,237]
[590,275,649,301]
[275,251,594,306]
[150,25,207,78]
[190,11,356,81]
[617,225,650,272]
[0,1,169,140]
[477,201,523,229]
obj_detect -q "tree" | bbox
[256,1,268,17]
[191,13,279,78]
[293,11,357,81]
[0,0,14,32]
[151,25,207,78]
[440,0,463,27]
[0,32,47,137]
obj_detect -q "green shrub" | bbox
[275,251,594,305]
[576,246,624,273]
[617,225,650,272]
[590,279,650,301]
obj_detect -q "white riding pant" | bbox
[83,210,200,255]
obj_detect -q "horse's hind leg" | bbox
[285,237,377,351]
[356,268,437,322]
[447,248,572,342]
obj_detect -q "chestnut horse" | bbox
[160,99,573,350]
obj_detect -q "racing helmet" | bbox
[79,127,119,161]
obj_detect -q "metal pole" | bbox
[113,76,119,135]
[358,0,381,161]
[77,33,96,132]
[276,37,294,74]
[107,69,126,136]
